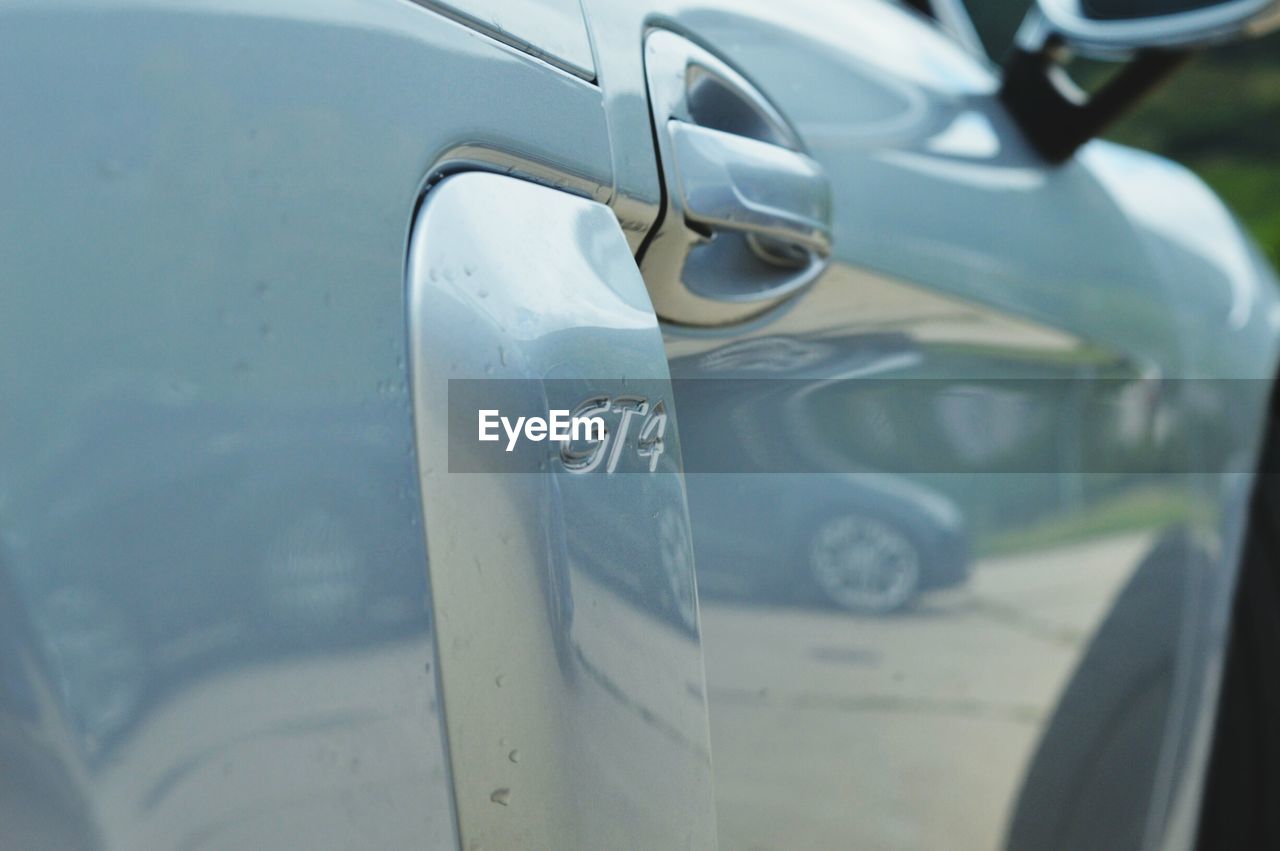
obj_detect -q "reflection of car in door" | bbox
[670,332,968,613]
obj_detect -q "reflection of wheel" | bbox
[657,508,697,629]
[807,514,921,614]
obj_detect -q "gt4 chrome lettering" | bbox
[559,395,668,474]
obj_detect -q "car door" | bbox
[582,1,1280,849]
[0,2,716,848]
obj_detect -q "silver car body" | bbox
[0,0,1275,848]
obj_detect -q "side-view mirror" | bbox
[1000,0,1280,161]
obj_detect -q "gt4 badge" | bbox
[558,395,667,474]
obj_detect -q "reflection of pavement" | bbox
[87,571,716,850]
[700,532,1153,851]
[91,639,456,850]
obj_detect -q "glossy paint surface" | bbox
[581,0,1280,848]
[1,0,1278,847]
[0,0,614,846]
[408,173,715,850]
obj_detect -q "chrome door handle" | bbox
[640,29,833,326]
[668,120,831,257]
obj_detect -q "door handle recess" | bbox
[639,29,833,326]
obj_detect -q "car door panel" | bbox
[581,1,1280,848]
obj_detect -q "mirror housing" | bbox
[1000,0,1280,162]
[1037,0,1280,52]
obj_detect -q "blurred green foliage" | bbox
[1110,42,1280,267]
[965,0,1280,267]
